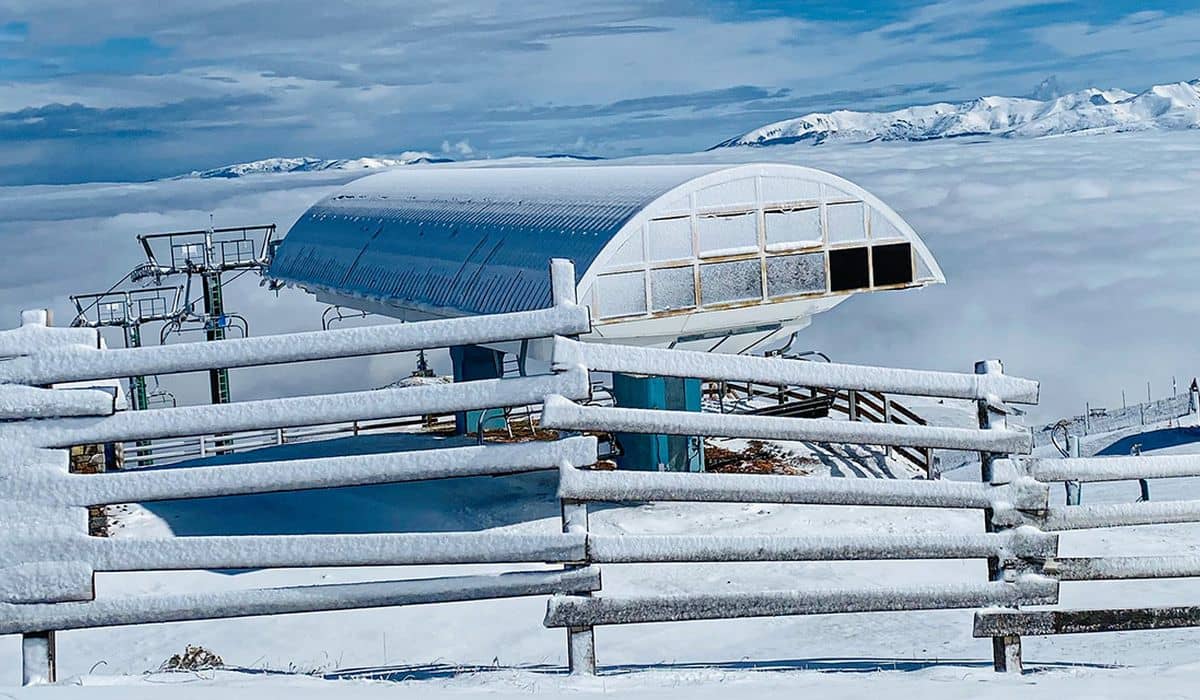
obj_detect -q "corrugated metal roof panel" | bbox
[268,165,728,316]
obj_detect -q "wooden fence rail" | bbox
[5,256,1200,685]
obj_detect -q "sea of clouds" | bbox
[1,131,1198,422]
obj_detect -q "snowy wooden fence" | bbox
[975,452,1200,642]
[0,260,601,685]
[539,345,1052,674]
[7,253,1199,683]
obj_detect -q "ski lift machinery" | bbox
[130,223,278,405]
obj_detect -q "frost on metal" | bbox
[6,436,598,506]
[541,394,1033,453]
[0,567,602,636]
[1,369,590,448]
[552,337,1039,403]
[545,575,1060,627]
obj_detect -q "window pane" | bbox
[700,259,762,305]
[827,202,866,243]
[650,267,695,312]
[647,217,692,261]
[872,242,914,286]
[607,228,644,266]
[766,253,826,297]
[764,207,821,248]
[596,271,646,318]
[829,247,870,291]
[697,212,757,254]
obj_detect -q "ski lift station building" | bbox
[268,162,945,355]
[268,163,944,470]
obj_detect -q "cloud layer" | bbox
[1,1,1198,183]
[2,130,1198,423]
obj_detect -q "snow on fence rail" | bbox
[554,338,1041,404]
[0,260,602,686]
[974,449,1200,649]
[7,254,1200,683]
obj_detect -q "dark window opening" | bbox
[872,242,914,287]
[829,247,870,292]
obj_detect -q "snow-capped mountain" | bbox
[183,153,451,179]
[714,79,1200,148]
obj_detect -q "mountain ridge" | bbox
[713,79,1200,149]
[180,153,452,179]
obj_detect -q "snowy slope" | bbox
[715,80,1200,147]
[183,154,452,179]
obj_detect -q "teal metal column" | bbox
[450,345,505,435]
[611,374,704,472]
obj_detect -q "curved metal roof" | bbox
[268,164,729,315]
[268,163,944,320]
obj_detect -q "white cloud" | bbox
[2,131,1199,423]
[5,1,1199,183]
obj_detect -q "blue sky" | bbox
[0,0,1198,184]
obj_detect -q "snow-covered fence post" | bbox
[14,311,65,685]
[549,256,597,675]
[561,498,595,675]
[1065,434,1082,506]
[21,631,55,685]
[975,359,1022,673]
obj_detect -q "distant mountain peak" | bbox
[181,153,452,179]
[713,79,1200,149]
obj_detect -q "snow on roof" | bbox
[268,163,942,319]
[269,164,728,316]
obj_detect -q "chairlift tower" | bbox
[69,287,184,411]
[131,222,278,405]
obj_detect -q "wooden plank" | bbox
[975,605,1200,637]
[541,397,1033,454]
[1056,556,1200,581]
[1035,500,1200,531]
[1010,454,1200,483]
[556,338,1040,403]
[4,369,589,448]
[587,531,1057,563]
[1,304,589,385]
[557,464,1030,509]
[546,578,1058,628]
[0,568,601,636]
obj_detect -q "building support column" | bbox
[611,373,704,472]
[450,345,506,435]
